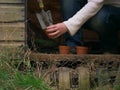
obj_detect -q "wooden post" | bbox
[58,67,71,90]
[77,66,90,90]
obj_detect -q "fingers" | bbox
[45,23,68,39]
[46,25,57,33]
[47,30,60,39]
[47,25,56,29]
[45,25,60,39]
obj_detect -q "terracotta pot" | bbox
[59,46,71,54]
[76,46,89,54]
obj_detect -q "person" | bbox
[45,0,120,54]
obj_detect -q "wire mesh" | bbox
[31,54,120,90]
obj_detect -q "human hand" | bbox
[45,23,68,39]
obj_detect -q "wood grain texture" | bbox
[0,4,25,22]
[0,0,24,3]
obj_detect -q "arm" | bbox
[45,0,104,39]
[64,0,104,36]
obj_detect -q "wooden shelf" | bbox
[30,53,120,62]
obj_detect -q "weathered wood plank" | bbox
[0,42,25,47]
[0,0,24,3]
[30,53,120,62]
[0,23,25,41]
[0,4,25,22]
[77,66,90,90]
[0,23,24,27]
[0,12,24,22]
[58,67,71,90]
[0,4,25,10]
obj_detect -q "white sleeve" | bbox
[63,0,104,36]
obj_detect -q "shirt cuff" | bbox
[63,21,79,36]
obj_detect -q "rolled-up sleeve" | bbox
[64,0,104,36]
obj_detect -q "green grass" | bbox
[114,84,120,90]
[0,47,52,90]
[0,69,51,90]
[0,47,120,90]
[14,72,51,90]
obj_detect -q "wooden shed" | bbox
[0,0,119,53]
[0,0,26,47]
[0,1,119,89]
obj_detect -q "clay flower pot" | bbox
[76,46,89,54]
[59,45,71,54]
